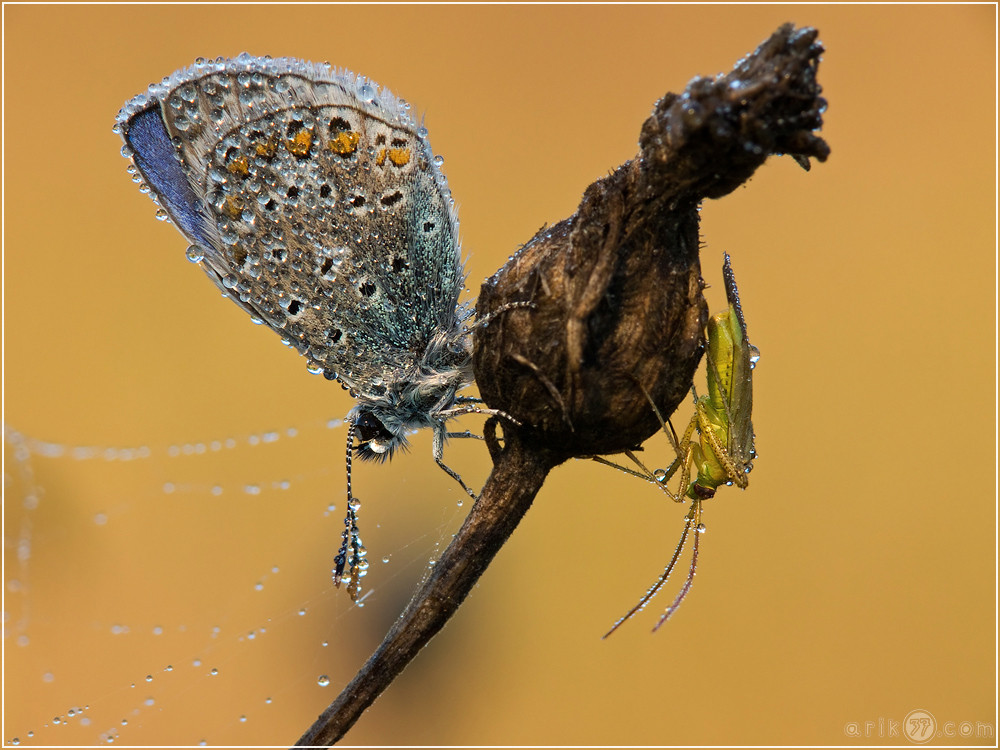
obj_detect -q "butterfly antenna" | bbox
[334,421,365,600]
[602,502,695,639]
[652,500,703,631]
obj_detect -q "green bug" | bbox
[599,252,758,635]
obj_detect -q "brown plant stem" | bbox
[296,426,558,746]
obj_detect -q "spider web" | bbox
[3,416,476,745]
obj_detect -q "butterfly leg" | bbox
[468,300,535,331]
[436,404,523,428]
[432,422,478,500]
[431,404,525,498]
[446,429,484,441]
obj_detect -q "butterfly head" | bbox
[351,408,408,462]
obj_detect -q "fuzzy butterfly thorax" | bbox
[350,324,474,461]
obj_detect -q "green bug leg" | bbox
[589,453,660,485]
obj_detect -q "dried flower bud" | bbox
[474,23,828,462]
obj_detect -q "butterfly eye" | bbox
[353,411,391,446]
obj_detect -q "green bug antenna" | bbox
[602,499,700,639]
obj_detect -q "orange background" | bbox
[4,4,994,746]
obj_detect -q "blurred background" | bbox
[4,4,994,746]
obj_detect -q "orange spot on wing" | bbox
[387,147,411,167]
[227,156,249,176]
[286,130,313,157]
[223,195,242,219]
[328,130,360,156]
[255,136,279,158]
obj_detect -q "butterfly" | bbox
[115,54,495,599]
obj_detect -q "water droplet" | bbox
[185,244,205,263]
[697,523,706,533]
[317,675,330,687]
